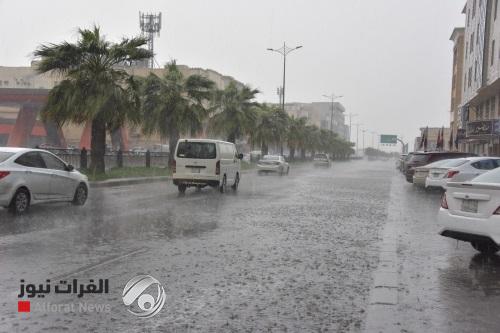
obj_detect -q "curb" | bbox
[364,175,401,333]
[89,176,171,188]
[89,168,258,188]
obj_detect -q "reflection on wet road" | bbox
[0,161,499,332]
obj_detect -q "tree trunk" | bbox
[168,130,179,167]
[227,132,236,144]
[90,118,106,173]
[300,148,306,160]
[289,146,295,161]
[261,142,269,156]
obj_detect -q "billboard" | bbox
[380,134,398,144]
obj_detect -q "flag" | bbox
[449,129,453,150]
[419,128,424,150]
[423,126,428,151]
[436,127,442,150]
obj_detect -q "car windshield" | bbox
[176,142,216,159]
[409,154,429,163]
[0,152,14,163]
[263,155,280,160]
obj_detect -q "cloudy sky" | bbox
[0,0,465,148]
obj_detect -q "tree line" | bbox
[34,26,353,173]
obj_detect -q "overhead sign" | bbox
[380,134,398,144]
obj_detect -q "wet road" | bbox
[0,161,499,332]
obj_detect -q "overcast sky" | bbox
[0,0,465,148]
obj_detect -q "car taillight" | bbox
[216,160,220,175]
[171,160,176,173]
[446,170,459,178]
[441,193,448,209]
[0,171,10,180]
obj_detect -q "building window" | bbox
[491,97,496,117]
[496,0,499,20]
[475,60,478,81]
[471,33,474,53]
[492,40,496,66]
[473,0,477,17]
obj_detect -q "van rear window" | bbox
[176,142,216,159]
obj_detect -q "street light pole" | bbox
[348,113,358,143]
[323,93,343,132]
[353,123,363,154]
[267,43,303,111]
[362,129,366,153]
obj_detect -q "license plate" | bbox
[191,168,201,173]
[461,199,478,213]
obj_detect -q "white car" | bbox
[173,139,242,193]
[257,155,289,175]
[438,167,500,255]
[426,157,500,190]
[0,147,89,214]
[313,153,331,167]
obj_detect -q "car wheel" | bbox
[178,184,187,194]
[219,175,227,193]
[231,173,240,190]
[72,183,88,206]
[9,188,30,215]
[471,242,500,255]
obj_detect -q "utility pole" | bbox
[348,113,358,143]
[323,94,343,132]
[267,43,303,111]
[353,123,363,154]
[362,129,366,153]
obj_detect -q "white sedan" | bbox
[426,156,500,190]
[0,147,89,214]
[438,167,500,255]
[257,155,289,175]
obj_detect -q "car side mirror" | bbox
[238,153,244,160]
[66,164,74,172]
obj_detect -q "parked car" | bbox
[405,151,475,183]
[426,157,500,189]
[412,159,456,187]
[425,158,468,189]
[313,153,331,167]
[400,152,413,173]
[172,139,243,193]
[0,147,89,214]
[257,155,290,175]
[438,167,500,254]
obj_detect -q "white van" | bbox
[172,139,243,193]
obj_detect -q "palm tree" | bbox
[34,26,152,173]
[209,82,260,143]
[141,61,215,164]
[287,116,307,161]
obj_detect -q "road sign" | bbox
[380,134,398,144]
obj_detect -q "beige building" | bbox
[450,27,466,151]
[414,127,451,152]
[285,102,349,141]
[0,62,241,149]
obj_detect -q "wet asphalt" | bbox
[0,160,499,332]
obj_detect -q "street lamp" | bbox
[267,43,303,111]
[353,122,363,154]
[348,113,358,143]
[322,93,343,132]
[371,131,378,148]
[362,129,367,152]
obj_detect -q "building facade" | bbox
[452,0,500,156]
[285,102,349,141]
[0,63,240,150]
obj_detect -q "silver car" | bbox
[257,155,290,175]
[0,147,89,214]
